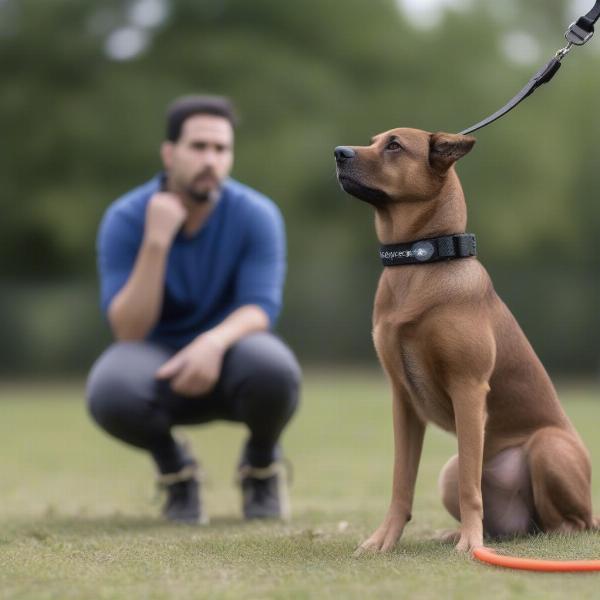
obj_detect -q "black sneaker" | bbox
[238,462,291,520]
[157,463,208,524]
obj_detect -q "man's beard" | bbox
[186,168,220,203]
[188,189,211,203]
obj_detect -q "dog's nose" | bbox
[334,146,355,162]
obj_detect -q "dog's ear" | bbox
[429,132,476,174]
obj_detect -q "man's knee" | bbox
[231,333,301,412]
[87,343,133,428]
[86,341,169,428]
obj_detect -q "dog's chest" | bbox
[373,324,456,432]
[373,270,458,431]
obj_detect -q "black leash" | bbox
[459,1,600,136]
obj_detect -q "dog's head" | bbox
[334,128,475,205]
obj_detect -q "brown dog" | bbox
[334,128,596,554]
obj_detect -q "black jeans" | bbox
[86,333,301,474]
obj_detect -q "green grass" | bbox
[1,372,600,599]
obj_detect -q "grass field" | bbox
[1,371,600,599]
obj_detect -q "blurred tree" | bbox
[0,0,599,375]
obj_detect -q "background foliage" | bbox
[1,0,599,375]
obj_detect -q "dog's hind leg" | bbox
[526,426,594,532]
[438,447,536,539]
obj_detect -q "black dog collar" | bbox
[380,233,477,267]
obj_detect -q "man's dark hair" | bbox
[166,95,238,142]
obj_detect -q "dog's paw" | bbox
[353,520,405,556]
[353,541,380,557]
[455,532,483,554]
[353,536,394,557]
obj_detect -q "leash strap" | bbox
[459,1,600,136]
[459,58,562,135]
[569,0,600,42]
[380,233,476,267]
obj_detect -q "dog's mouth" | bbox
[337,173,390,205]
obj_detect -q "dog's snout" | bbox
[334,146,356,162]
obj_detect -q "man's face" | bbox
[162,114,234,202]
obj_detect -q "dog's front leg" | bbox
[355,387,425,555]
[452,380,488,553]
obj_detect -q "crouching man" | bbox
[86,95,301,524]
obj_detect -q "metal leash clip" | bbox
[555,42,573,61]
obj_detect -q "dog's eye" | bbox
[386,141,401,151]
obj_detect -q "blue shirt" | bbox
[96,175,286,350]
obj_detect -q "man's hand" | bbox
[155,333,226,397]
[145,192,187,248]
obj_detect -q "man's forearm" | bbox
[107,237,170,340]
[203,305,270,350]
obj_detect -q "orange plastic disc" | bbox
[473,546,600,572]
